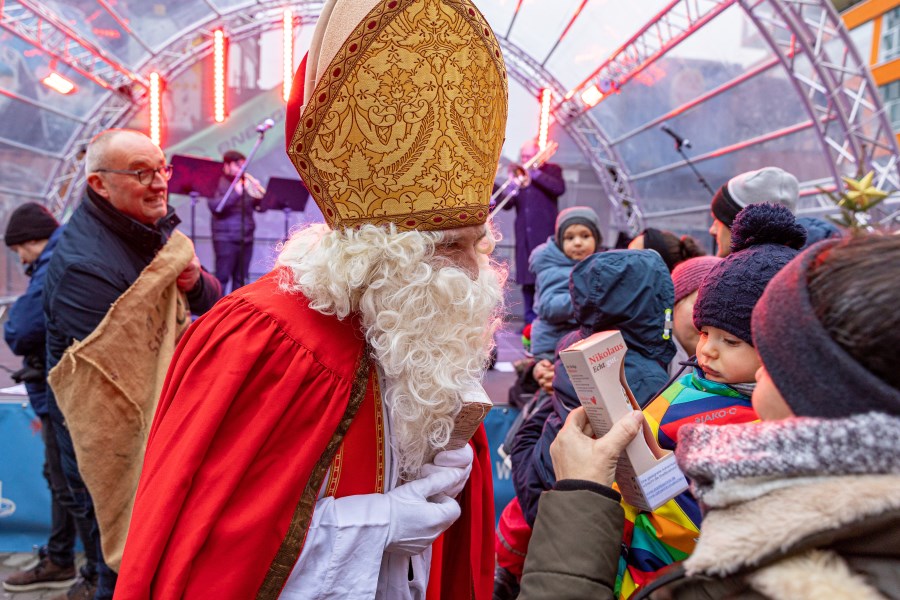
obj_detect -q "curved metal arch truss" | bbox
[552,0,900,221]
[40,0,644,230]
[744,0,900,208]
[39,0,326,218]
[498,38,644,234]
[16,0,900,228]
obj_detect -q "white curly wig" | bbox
[276,222,505,478]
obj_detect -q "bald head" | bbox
[84,129,169,226]
[84,129,156,174]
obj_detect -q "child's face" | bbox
[752,364,795,420]
[696,325,760,384]
[562,224,596,262]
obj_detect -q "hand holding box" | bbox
[559,331,688,511]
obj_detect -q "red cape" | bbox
[114,270,494,599]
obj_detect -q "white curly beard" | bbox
[277,223,505,479]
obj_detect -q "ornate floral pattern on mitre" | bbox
[289,0,508,231]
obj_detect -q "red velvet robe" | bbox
[113,269,494,599]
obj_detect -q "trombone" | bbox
[490,141,559,218]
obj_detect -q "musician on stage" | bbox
[499,140,566,325]
[208,149,266,292]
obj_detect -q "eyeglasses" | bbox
[94,164,174,186]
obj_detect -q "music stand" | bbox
[261,177,310,240]
[169,155,224,241]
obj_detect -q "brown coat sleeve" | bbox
[519,490,623,600]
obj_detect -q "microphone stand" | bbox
[238,174,247,288]
[189,191,198,241]
[669,138,718,253]
[673,140,714,196]
[216,125,269,288]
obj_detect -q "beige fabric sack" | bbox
[48,230,194,571]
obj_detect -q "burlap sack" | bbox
[48,230,194,571]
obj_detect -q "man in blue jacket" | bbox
[43,129,221,600]
[3,204,98,595]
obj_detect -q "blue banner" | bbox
[0,400,50,551]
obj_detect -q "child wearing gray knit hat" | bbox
[528,206,602,362]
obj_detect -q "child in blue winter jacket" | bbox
[529,206,602,358]
[528,206,602,391]
[513,247,677,527]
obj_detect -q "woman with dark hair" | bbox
[628,228,706,272]
[519,233,900,599]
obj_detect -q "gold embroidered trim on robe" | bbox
[324,374,385,497]
[256,346,372,599]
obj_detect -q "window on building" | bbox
[880,81,900,131]
[882,7,900,62]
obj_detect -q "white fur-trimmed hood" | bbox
[684,474,900,578]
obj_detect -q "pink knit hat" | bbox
[671,256,722,305]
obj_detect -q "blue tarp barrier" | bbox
[483,404,520,526]
[0,399,50,551]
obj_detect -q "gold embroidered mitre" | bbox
[285,0,508,231]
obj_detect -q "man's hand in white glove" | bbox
[385,454,472,556]
[419,444,474,500]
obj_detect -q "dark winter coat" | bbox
[519,476,900,599]
[44,188,221,379]
[512,250,676,526]
[528,237,579,358]
[3,226,63,416]
[207,175,262,243]
[796,216,842,249]
[501,164,566,285]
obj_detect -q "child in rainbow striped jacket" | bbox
[616,204,807,598]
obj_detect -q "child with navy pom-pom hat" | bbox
[613,202,807,598]
[691,202,807,389]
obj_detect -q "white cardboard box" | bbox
[445,385,493,451]
[559,330,689,511]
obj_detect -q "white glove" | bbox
[419,444,474,499]
[384,463,469,556]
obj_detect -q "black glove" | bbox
[11,354,46,384]
[11,365,44,384]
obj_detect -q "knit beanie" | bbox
[671,256,722,305]
[692,203,806,344]
[555,206,602,249]
[5,202,59,247]
[711,167,799,228]
[753,239,900,418]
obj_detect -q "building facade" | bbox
[843,0,900,142]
